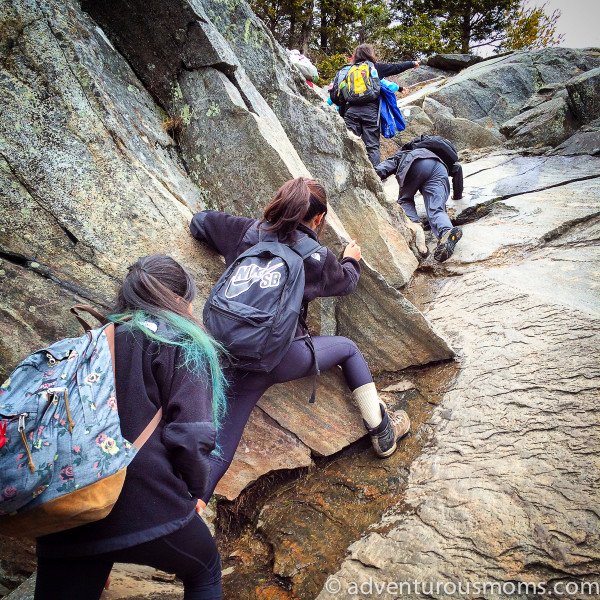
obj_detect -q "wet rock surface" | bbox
[216,363,460,600]
[316,153,600,599]
[449,154,600,223]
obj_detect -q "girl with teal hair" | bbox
[35,255,227,600]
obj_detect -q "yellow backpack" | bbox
[338,61,381,105]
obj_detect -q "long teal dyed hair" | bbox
[108,255,227,433]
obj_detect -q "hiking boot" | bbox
[365,403,410,458]
[433,226,462,262]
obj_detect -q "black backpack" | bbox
[203,226,321,396]
[402,135,458,171]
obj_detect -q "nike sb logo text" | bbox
[225,260,284,298]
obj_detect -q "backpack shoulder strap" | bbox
[132,407,163,450]
[258,226,278,244]
[338,64,352,79]
[290,235,322,260]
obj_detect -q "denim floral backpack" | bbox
[0,306,162,538]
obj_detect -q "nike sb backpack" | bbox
[0,306,161,538]
[203,227,321,375]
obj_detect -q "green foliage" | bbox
[411,0,520,53]
[499,2,564,51]
[250,0,566,72]
[315,53,349,82]
[375,14,451,61]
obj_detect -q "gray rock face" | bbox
[388,65,450,89]
[430,49,600,127]
[566,67,600,124]
[449,154,600,223]
[427,53,483,71]
[500,93,578,148]
[317,153,600,600]
[215,405,313,500]
[435,116,505,150]
[81,0,424,291]
[396,105,434,144]
[553,119,600,156]
[393,49,600,152]
[0,0,214,371]
[0,0,452,514]
[422,96,455,123]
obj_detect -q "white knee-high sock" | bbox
[352,382,383,428]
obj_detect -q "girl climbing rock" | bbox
[332,43,419,166]
[34,255,227,600]
[190,177,410,509]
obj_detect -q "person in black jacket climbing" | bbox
[190,177,411,511]
[376,149,463,262]
[34,255,227,600]
[334,44,419,166]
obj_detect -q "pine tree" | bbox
[499,2,564,51]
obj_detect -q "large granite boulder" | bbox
[0,0,213,374]
[500,92,579,148]
[552,119,600,156]
[395,105,434,144]
[435,116,505,150]
[428,48,600,128]
[426,53,483,71]
[566,67,600,124]
[0,0,453,510]
[392,49,600,152]
[387,64,450,90]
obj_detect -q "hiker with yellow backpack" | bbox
[330,44,419,166]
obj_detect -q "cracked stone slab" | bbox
[446,178,600,264]
[215,407,313,500]
[451,154,600,222]
[257,369,365,459]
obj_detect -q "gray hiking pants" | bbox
[399,158,452,240]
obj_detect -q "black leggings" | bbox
[35,515,222,600]
[201,335,372,503]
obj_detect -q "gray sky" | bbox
[542,0,599,49]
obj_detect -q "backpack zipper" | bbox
[210,305,270,326]
[17,413,35,474]
[48,388,74,434]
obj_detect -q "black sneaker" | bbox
[364,403,411,458]
[434,227,462,262]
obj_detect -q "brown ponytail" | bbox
[352,44,377,64]
[260,177,327,240]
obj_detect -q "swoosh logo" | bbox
[224,259,284,299]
